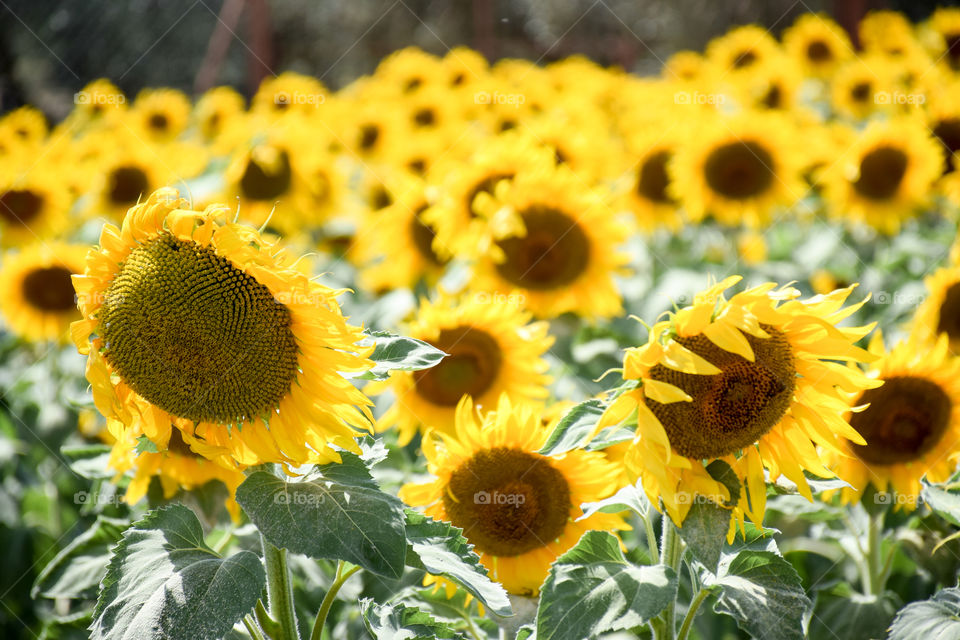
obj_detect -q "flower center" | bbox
[240,151,292,201]
[647,325,796,459]
[850,376,952,464]
[937,282,960,342]
[851,82,872,103]
[933,118,960,174]
[148,113,169,131]
[409,205,447,267]
[494,206,590,290]
[854,146,908,200]
[443,447,571,557]
[806,40,832,62]
[733,50,757,68]
[414,326,501,406]
[947,34,960,69]
[637,150,673,203]
[98,233,299,424]
[0,189,44,226]
[22,266,77,312]
[108,166,150,206]
[466,172,514,216]
[704,140,774,200]
[359,124,380,151]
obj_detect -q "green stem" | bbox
[864,511,885,596]
[262,535,300,640]
[657,517,685,640]
[310,562,361,640]
[645,512,661,565]
[461,613,484,640]
[676,588,709,640]
[244,614,267,640]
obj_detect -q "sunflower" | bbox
[373,47,446,95]
[597,276,879,537]
[822,333,960,510]
[859,11,925,60]
[193,86,247,152]
[399,394,628,596]
[669,112,805,227]
[71,187,374,467]
[914,264,960,354]
[0,171,69,246]
[705,25,781,79]
[663,51,705,82]
[0,106,48,151]
[925,8,960,72]
[86,142,171,221]
[106,418,247,521]
[0,243,86,342]
[619,124,686,231]
[782,13,853,78]
[130,89,191,143]
[925,93,960,177]
[470,165,629,320]
[251,72,330,117]
[67,79,127,129]
[821,118,942,233]
[829,59,896,120]
[372,295,553,445]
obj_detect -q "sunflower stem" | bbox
[676,587,709,640]
[262,535,301,640]
[244,614,267,640]
[644,512,661,565]
[657,516,684,640]
[864,510,885,596]
[311,561,360,640]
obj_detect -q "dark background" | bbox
[0,0,958,121]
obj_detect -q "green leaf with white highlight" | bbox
[538,398,605,456]
[404,510,512,616]
[888,587,960,640]
[358,329,447,380]
[90,505,264,640]
[360,599,468,639]
[33,516,127,600]
[536,531,677,640]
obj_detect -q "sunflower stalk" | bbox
[654,516,685,640]
[310,561,361,640]
[864,510,886,596]
[262,535,301,640]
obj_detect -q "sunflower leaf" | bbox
[404,509,512,616]
[360,599,469,639]
[922,479,960,527]
[62,444,115,480]
[536,530,678,640]
[236,458,407,578]
[33,515,127,600]
[888,587,960,640]
[578,481,650,519]
[90,505,264,640]
[703,549,811,640]
[357,329,448,380]
[538,398,605,456]
[808,584,900,640]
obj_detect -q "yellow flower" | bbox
[823,333,960,510]
[782,13,853,77]
[0,170,70,246]
[0,243,86,342]
[737,230,768,266]
[71,188,374,468]
[130,88,191,142]
[251,72,330,117]
[859,10,925,60]
[829,58,896,120]
[399,394,628,596]
[193,86,248,152]
[705,25,781,78]
[598,276,879,538]
[924,8,960,72]
[619,124,686,231]
[0,106,48,151]
[821,118,942,234]
[669,112,805,227]
[470,165,629,319]
[372,294,553,445]
[663,51,705,82]
[914,264,960,354]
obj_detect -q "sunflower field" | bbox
[10,6,960,640]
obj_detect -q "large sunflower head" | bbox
[598,276,879,536]
[372,294,553,445]
[822,118,942,234]
[782,13,853,78]
[71,188,374,468]
[399,394,628,596]
[669,112,805,227]
[824,333,960,510]
[470,165,629,320]
[0,243,86,342]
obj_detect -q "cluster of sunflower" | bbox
[6,8,960,611]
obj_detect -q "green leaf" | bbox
[90,505,264,640]
[134,435,159,455]
[676,461,740,573]
[360,599,468,639]
[515,626,534,640]
[922,479,960,527]
[704,549,811,640]
[578,481,649,519]
[404,510,511,615]
[538,399,604,456]
[536,531,677,640]
[888,587,960,639]
[358,329,447,380]
[809,585,899,640]
[235,456,407,578]
[62,444,115,480]
[33,516,127,600]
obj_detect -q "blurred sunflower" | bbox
[130,88,191,143]
[71,188,374,467]
[925,8,960,71]
[0,106,48,152]
[399,395,628,596]
[705,25,781,78]
[86,143,170,221]
[0,243,86,342]
[830,59,895,120]
[470,166,629,319]
[620,125,686,231]
[824,333,960,509]
[670,112,805,227]
[0,172,69,246]
[193,86,247,152]
[822,118,942,233]
[66,79,127,128]
[860,10,924,59]
[914,264,960,353]
[251,72,329,117]
[663,51,705,82]
[372,295,553,445]
[782,13,853,77]
[598,276,878,536]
